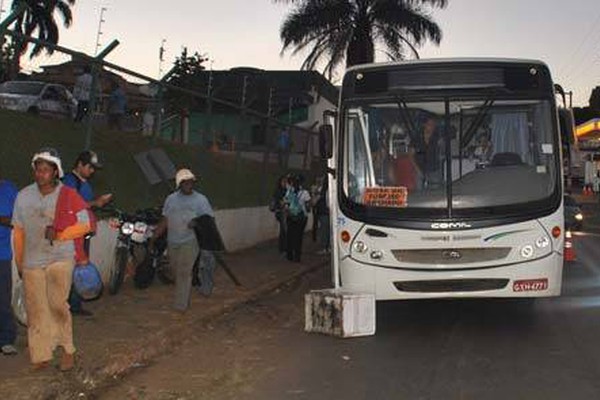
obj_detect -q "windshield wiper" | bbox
[394,97,423,152]
[461,92,497,148]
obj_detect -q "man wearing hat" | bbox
[63,151,112,209]
[12,148,92,371]
[150,168,215,311]
[62,150,112,317]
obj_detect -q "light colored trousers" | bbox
[169,240,216,311]
[22,260,75,364]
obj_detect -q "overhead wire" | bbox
[557,7,600,81]
[557,11,600,104]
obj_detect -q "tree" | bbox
[165,47,208,112]
[169,47,208,86]
[589,87,600,112]
[9,0,76,74]
[277,0,448,78]
[0,41,16,81]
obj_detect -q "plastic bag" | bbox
[11,278,27,326]
[73,262,103,300]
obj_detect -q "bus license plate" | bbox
[513,279,548,292]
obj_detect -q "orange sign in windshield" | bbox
[363,187,408,208]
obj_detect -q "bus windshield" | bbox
[342,97,559,217]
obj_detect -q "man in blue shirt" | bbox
[0,170,18,355]
[62,151,112,316]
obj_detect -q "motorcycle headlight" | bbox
[575,213,583,221]
[120,222,135,235]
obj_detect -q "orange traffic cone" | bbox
[564,230,575,262]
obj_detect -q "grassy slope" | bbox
[0,110,290,212]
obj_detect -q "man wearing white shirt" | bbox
[73,66,93,122]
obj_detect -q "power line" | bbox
[557,8,600,82]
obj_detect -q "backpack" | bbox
[287,190,305,218]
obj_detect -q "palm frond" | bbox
[278,0,447,75]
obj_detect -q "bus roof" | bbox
[344,58,550,73]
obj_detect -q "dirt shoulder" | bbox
[0,239,327,400]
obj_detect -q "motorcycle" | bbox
[107,207,172,294]
[132,208,173,289]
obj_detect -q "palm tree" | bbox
[277,0,448,78]
[9,0,76,74]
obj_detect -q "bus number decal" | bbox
[513,279,548,292]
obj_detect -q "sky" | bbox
[3,0,600,107]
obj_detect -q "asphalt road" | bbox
[98,215,600,400]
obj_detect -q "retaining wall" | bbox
[90,206,283,281]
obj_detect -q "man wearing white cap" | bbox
[12,148,91,371]
[151,168,215,311]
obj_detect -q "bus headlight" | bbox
[370,250,384,261]
[353,241,368,254]
[535,236,550,249]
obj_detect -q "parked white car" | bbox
[0,80,77,119]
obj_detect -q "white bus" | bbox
[320,58,564,300]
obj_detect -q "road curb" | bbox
[49,259,328,399]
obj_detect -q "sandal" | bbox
[1,344,17,355]
[30,361,50,371]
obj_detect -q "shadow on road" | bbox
[376,297,541,334]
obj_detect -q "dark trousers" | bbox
[286,215,307,262]
[74,100,89,122]
[276,212,287,253]
[0,259,16,346]
[68,289,83,312]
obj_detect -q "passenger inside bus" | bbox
[413,114,444,188]
[390,125,421,190]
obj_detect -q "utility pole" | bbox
[94,7,107,56]
[241,75,248,108]
[158,38,166,79]
[267,87,274,117]
[207,59,214,96]
[568,91,573,109]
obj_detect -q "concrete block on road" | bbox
[305,289,376,338]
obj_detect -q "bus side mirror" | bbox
[319,124,333,159]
